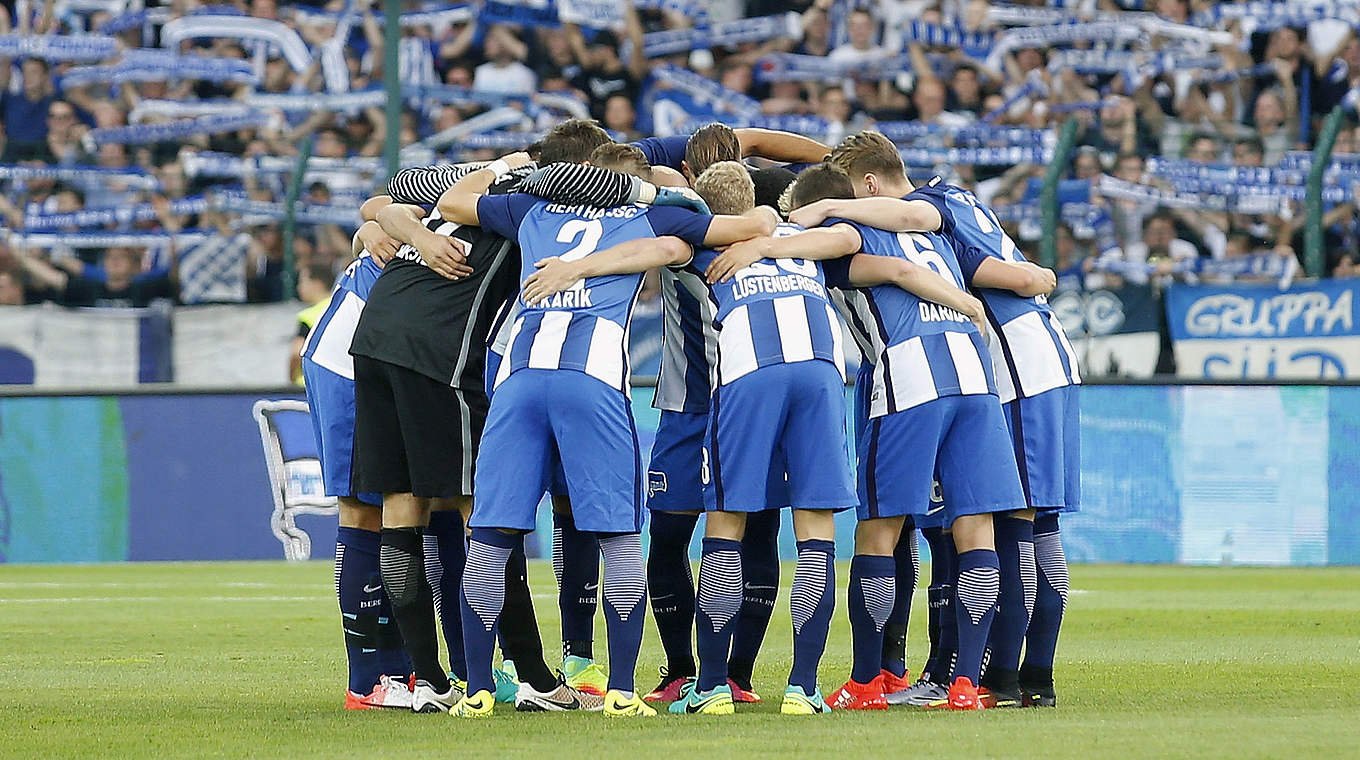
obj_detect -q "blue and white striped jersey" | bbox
[653,267,719,413]
[825,221,995,417]
[689,223,845,386]
[301,252,383,381]
[477,194,712,392]
[909,180,1081,402]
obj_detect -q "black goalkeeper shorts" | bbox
[352,355,488,498]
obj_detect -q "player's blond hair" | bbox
[693,161,755,215]
[827,130,907,182]
[588,143,651,178]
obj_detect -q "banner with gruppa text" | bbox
[1165,281,1358,380]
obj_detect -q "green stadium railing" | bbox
[281,136,313,300]
[1305,105,1346,279]
[1040,118,1080,269]
[383,0,403,185]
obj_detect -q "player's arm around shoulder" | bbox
[376,203,472,280]
[849,254,988,336]
[436,151,533,225]
[971,257,1057,297]
[705,221,862,283]
[703,205,780,247]
[790,197,942,234]
[734,128,829,164]
[521,236,693,307]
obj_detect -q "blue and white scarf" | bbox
[85,111,274,147]
[160,16,312,72]
[0,34,118,62]
[642,13,800,58]
[61,50,259,87]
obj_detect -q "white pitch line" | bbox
[0,581,297,589]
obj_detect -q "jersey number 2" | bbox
[554,219,603,292]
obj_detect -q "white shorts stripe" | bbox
[774,295,814,364]
[1048,312,1081,384]
[826,303,846,381]
[717,305,759,384]
[309,291,364,380]
[987,326,1019,403]
[527,311,572,370]
[583,317,626,388]
[1002,311,1069,398]
[883,337,938,413]
[492,317,523,390]
[945,330,990,395]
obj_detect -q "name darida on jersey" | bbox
[919,301,970,323]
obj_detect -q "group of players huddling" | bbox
[299,118,1078,718]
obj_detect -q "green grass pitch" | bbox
[2,561,1358,759]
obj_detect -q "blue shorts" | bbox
[852,362,872,446]
[472,369,643,534]
[649,410,791,512]
[486,348,566,496]
[705,360,855,513]
[301,358,379,505]
[647,411,708,512]
[858,394,1024,524]
[1005,384,1080,513]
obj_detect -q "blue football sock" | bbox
[1023,513,1068,675]
[730,510,780,686]
[848,553,895,685]
[460,529,519,696]
[882,525,918,678]
[423,511,466,680]
[695,537,743,692]
[789,539,835,693]
[953,548,1000,684]
[646,511,700,676]
[920,526,956,684]
[987,516,1035,683]
[337,526,408,693]
[554,511,599,660]
[598,532,646,692]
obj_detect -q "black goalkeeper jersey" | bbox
[349,163,637,391]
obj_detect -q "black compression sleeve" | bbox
[516,163,641,208]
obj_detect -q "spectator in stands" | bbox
[289,262,336,385]
[567,21,647,120]
[796,4,832,58]
[910,76,969,129]
[473,25,537,95]
[1073,147,1102,180]
[829,9,888,92]
[1233,137,1266,167]
[1251,87,1296,166]
[603,95,641,141]
[1184,133,1222,164]
[1123,211,1200,286]
[14,246,178,308]
[1333,253,1359,279]
[946,64,986,118]
[0,58,58,148]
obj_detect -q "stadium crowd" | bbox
[2,0,1360,312]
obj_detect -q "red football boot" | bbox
[827,674,890,711]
